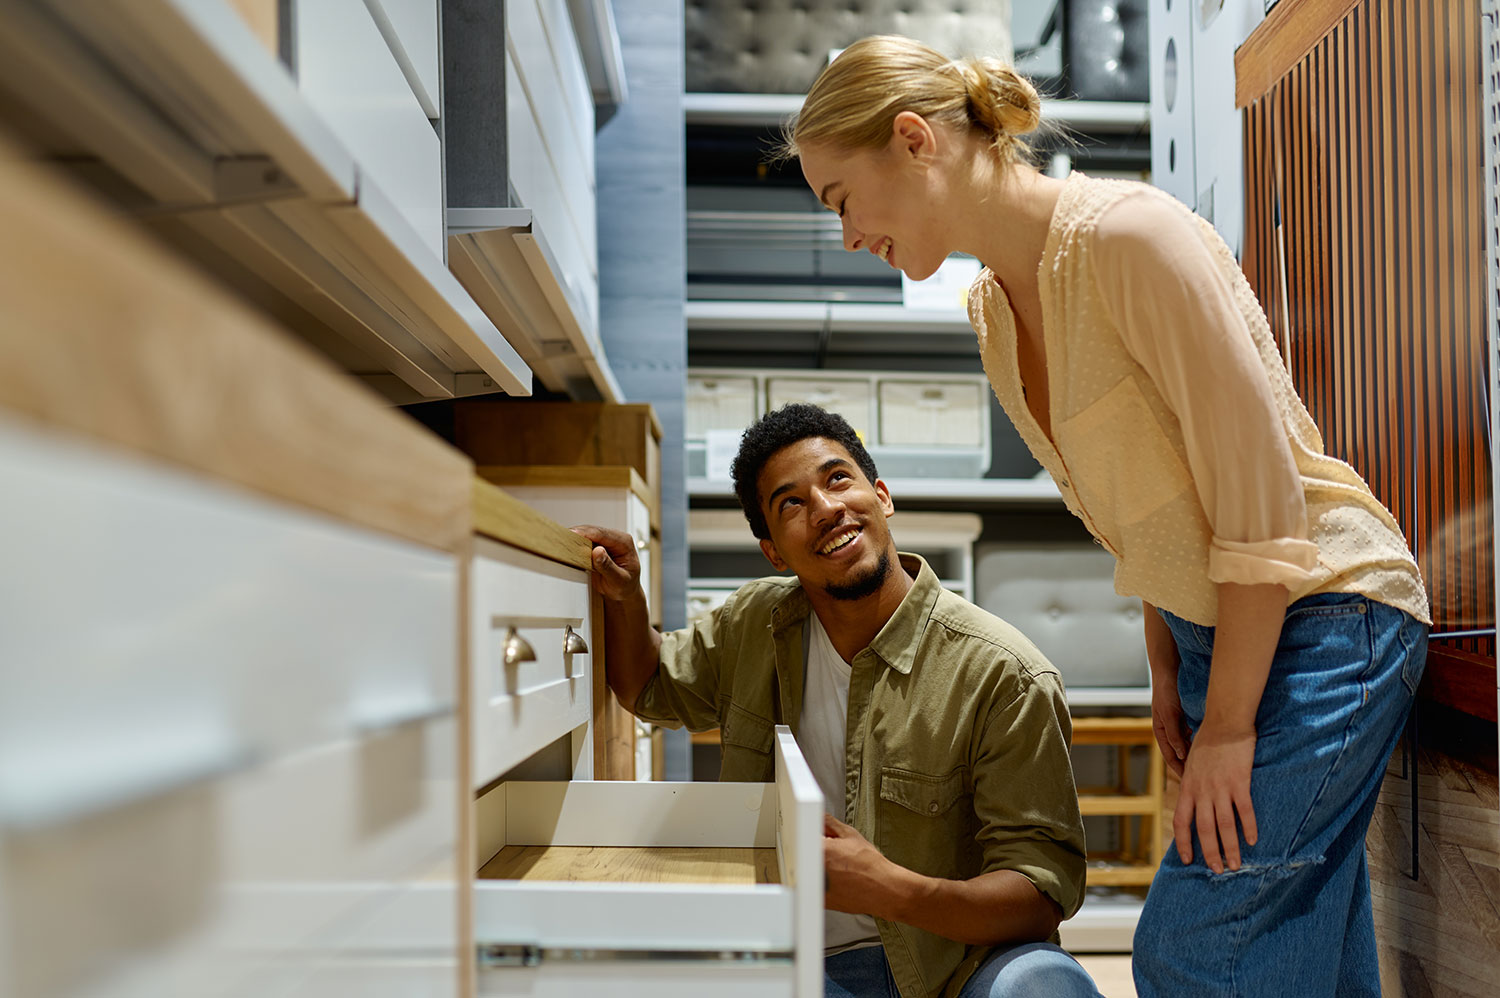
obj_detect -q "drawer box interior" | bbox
[474,728,823,995]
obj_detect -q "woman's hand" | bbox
[1172,720,1258,874]
[1151,682,1192,778]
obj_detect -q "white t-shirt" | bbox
[800,614,881,954]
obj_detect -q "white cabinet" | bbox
[472,729,824,997]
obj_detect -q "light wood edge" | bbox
[0,133,472,554]
[475,464,652,511]
[471,478,591,570]
[1236,0,1361,107]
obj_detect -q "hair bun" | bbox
[957,57,1041,140]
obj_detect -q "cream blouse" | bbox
[969,172,1430,626]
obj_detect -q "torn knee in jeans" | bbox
[1205,855,1325,881]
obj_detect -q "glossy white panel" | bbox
[365,0,441,117]
[298,0,443,257]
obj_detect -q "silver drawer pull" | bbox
[635,537,649,551]
[563,625,589,656]
[503,628,537,667]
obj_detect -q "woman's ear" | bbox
[891,111,934,162]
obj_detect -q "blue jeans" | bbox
[824,941,1101,998]
[1134,593,1427,998]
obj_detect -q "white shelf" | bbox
[684,92,1149,134]
[449,207,621,402]
[0,0,533,400]
[687,299,975,335]
[689,476,1063,504]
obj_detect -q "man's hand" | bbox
[571,524,642,602]
[823,813,896,917]
[1172,720,1258,874]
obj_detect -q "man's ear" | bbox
[891,111,934,163]
[759,537,788,572]
[875,478,895,518]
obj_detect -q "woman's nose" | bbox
[840,215,863,252]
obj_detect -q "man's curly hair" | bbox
[731,403,880,540]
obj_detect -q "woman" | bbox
[782,35,1430,998]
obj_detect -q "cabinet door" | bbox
[471,536,593,788]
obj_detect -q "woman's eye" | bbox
[837,198,847,218]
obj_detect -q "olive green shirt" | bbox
[633,554,1087,998]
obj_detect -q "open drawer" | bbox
[474,727,823,997]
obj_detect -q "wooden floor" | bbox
[1371,743,1500,997]
[1074,954,1136,998]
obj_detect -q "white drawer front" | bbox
[479,961,794,997]
[0,415,456,833]
[297,0,443,257]
[0,718,456,998]
[471,538,592,788]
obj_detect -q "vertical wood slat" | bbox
[1241,0,1493,676]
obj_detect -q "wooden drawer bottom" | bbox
[481,845,780,885]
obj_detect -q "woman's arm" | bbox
[1173,581,1287,873]
[1143,600,1190,776]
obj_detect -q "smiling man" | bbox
[574,403,1097,998]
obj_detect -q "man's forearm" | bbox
[601,587,663,712]
[876,867,1061,947]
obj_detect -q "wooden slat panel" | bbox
[1241,0,1493,698]
[1237,0,1365,107]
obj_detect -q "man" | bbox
[575,404,1097,998]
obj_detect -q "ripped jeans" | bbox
[1133,593,1427,998]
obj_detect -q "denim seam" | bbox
[1281,607,1373,860]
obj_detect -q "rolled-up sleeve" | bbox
[632,597,733,732]
[1092,194,1319,588]
[972,671,1087,919]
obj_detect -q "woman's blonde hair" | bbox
[777,35,1044,166]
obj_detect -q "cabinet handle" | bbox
[563,625,589,656]
[503,627,537,667]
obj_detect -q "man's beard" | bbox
[824,550,892,602]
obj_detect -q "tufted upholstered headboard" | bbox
[684,0,1014,94]
[975,541,1150,695]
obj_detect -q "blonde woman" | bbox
[781,35,1430,998]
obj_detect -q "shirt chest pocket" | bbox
[1054,375,1193,526]
[877,766,979,880]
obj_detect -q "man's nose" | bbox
[808,486,846,524]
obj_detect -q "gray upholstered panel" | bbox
[685,0,1013,94]
[975,541,1149,692]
